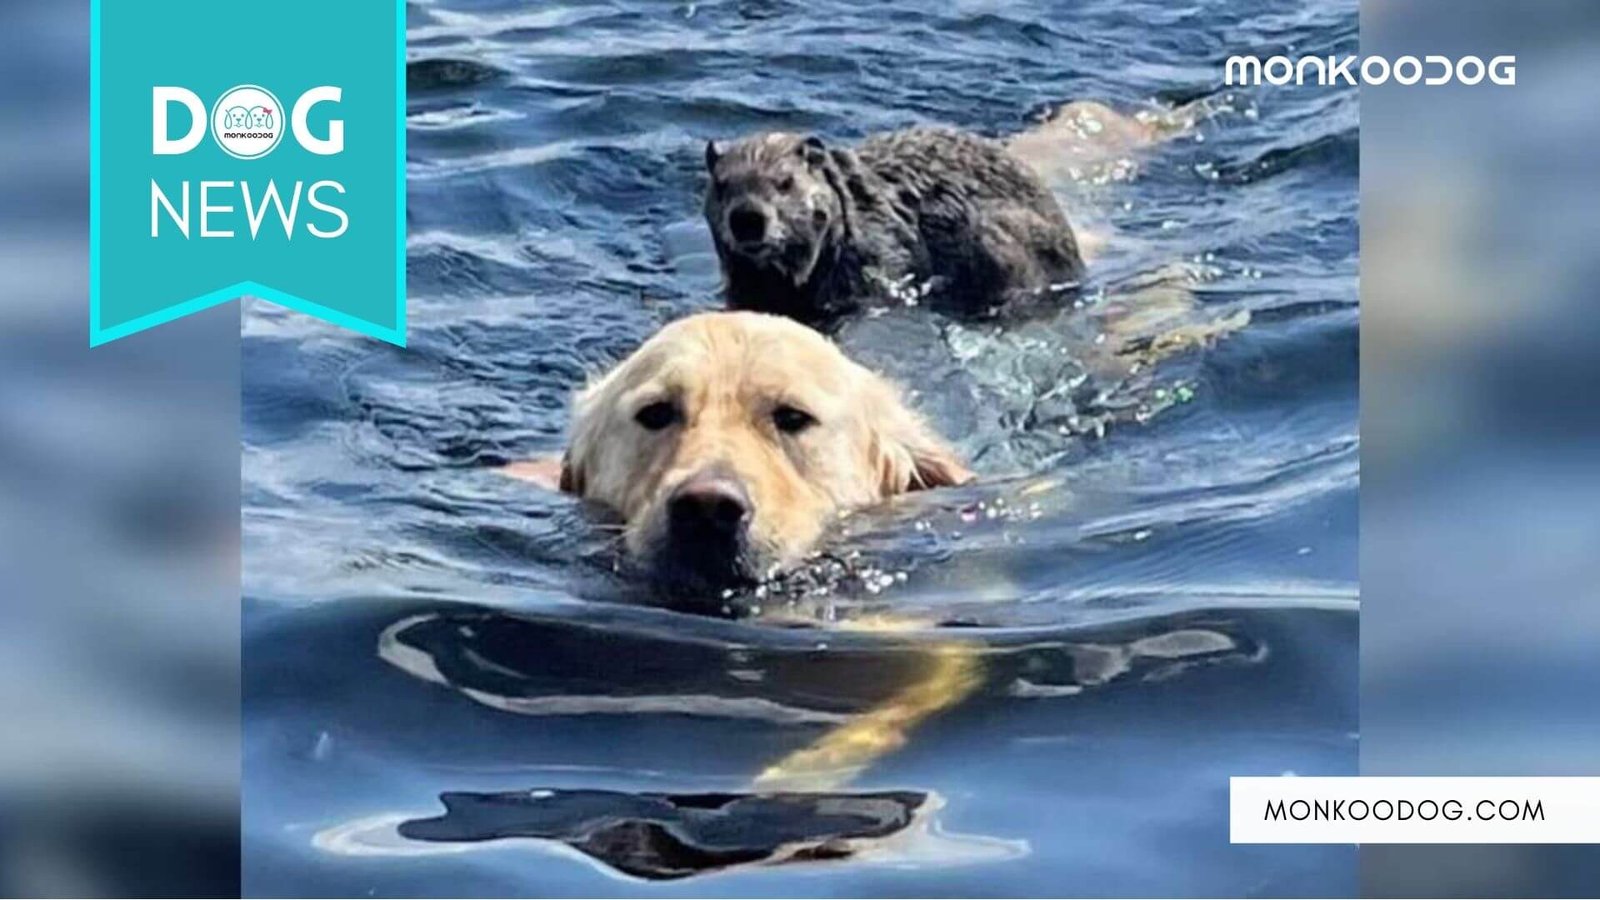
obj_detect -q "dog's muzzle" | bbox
[651,467,757,594]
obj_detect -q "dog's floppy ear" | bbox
[557,450,583,494]
[878,426,972,494]
[499,455,570,493]
[865,380,973,495]
[705,139,721,172]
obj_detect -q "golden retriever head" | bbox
[561,311,971,596]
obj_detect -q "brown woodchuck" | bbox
[703,128,1085,327]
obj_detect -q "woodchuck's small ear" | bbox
[798,135,828,167]
[704,140,721,172]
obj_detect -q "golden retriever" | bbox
[508,311,971,596]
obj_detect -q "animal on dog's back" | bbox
[703,128,1085,327]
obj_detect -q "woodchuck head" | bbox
[703,133,848,293]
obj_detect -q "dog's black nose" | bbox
[728,206,767,244]
[668,473,752,539]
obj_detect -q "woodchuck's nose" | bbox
[728,205,767,244]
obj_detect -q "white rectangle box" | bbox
[1230,777,1600,843]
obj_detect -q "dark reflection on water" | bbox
[397,788,931,879]
[245,0,1356,895]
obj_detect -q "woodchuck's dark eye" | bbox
[776,175,795,192]
[634,401,680,431]
[772,404,816,434]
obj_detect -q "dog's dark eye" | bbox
[772,404,816,434]
[776,175,795,192]
[634,401,680,431]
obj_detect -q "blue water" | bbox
[243,0,1357,895]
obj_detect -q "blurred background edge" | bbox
[1361,0,1600,896]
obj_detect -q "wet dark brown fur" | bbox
[703,128,1085,327]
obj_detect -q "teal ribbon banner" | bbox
[91,0,406,345]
